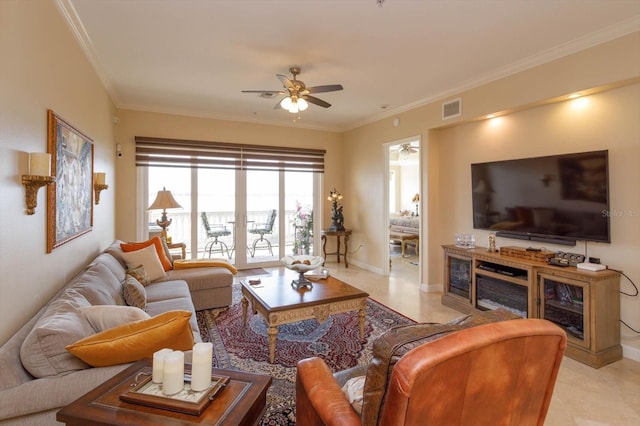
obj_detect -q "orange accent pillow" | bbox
[65,310,194,367]
[121,237,173,271]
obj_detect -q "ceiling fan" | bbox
[242,67,343,113]
[390,143,419,160]
[399,143,418,154]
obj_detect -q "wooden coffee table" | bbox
[241,269,369,363]
[56,359,272,425]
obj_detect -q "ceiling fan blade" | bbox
[306,84,343,94]
[273,99,282,110]
[303,95,331,108]
[277,74,294,90]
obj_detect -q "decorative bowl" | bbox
[281,255,324,289]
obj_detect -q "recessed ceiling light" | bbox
[486,114,496,119]
[568,93,581,99]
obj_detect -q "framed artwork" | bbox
[47,110,94,253]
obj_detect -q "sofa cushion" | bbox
[123,275,148,310]
[65,310,195,367]
[361,309,519,425]
[20,290,95,378]
[88,252,127,284]
[121,237,173,271]
[79,305,150,332]
[105,240,128,268]
[72,262,126,306]
[145,280,199,334]
[120,245,167,282]
[160,236,174,267]
[158,267,233,292]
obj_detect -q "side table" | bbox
[321,229,352,268]
[167,242,187,260]
[56,359,272,426]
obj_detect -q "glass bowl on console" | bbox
[282,255,324,290]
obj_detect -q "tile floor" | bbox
[322,250,640,426]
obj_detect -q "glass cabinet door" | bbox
[539,273,590,348]
[446,255,472,300]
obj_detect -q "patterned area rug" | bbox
[196,284,415,425]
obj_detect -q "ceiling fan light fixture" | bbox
[280,96,293,110]
[297,98,309,111]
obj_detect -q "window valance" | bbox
[134,136,325,173]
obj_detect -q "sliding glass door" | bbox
[145,166,318,269]
[138,137,324,269]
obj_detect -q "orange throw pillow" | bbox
[66,310,194,367]
[121,237,173,271]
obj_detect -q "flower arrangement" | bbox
[328,188,345,231]
[291,201,313,255]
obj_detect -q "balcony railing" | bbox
[148,209,312,259]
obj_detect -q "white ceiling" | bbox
[62,0,640,132]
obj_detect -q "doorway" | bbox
[384,138,421,279]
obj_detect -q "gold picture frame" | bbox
[46,110,94,253]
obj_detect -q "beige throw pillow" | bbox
[79,305,150,332]
[120,244,167,282]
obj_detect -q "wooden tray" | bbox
[120,370,230,416]
[499,246,556,262]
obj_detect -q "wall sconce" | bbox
[22,152,55,215]
[94,172,108,204]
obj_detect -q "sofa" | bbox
[0,239,235,425]
[389,216,419,257]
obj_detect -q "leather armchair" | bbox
[297,318,567,426]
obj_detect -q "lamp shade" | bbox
[148,187,182,210]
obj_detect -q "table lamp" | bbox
[148,187,182,238]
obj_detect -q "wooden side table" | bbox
[321,229,352,268]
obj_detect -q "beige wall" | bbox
[342,33,640,354]
[113,109,343,242]
[0,0,117,344]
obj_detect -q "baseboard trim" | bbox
[622,343,640,362]
[421,283,442,293]
[347,259,383,275]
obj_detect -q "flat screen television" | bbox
[471,150,610,246]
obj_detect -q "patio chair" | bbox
[201,212,232,258]
[249,209,276,257]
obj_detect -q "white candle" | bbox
[161,351,184,396]
[190,342,213,391]
[94,172,106,185]
[152,348,173,384]
[29,153,51,176]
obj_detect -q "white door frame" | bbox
[382,136,422,277]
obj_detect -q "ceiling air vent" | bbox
[442,97,462,120]
[259,92,277,99]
